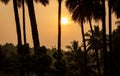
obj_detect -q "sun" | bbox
[61,17,69,25]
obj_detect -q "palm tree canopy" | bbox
[65,0,102,23]
[85,26,103,51]
[34,0,49,6]
[109,0,120,18]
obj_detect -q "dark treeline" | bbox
[1,0,120,76]
[0,25,120,76]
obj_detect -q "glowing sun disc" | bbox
[61,17,69,25]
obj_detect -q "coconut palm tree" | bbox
[66,40,85,76]
[13,0,22,46]
[85,26,103,76]
[65,0,103,76]
[22,0,26,44]
[57,0,62,54]
[65,0,89,75]
[100,0,108,76]
[26,0,49,54]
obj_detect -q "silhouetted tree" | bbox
[33,46,52,76]
[85,26,103,76]
[22,0,26,44]
[26,0,49,54]
[112,25,120,76]
[57,0,62,53]
[13,0,22,45]
[101,0,108,76]
[108,0,120,75]
[65,40,85,76]
[65,0,93,75]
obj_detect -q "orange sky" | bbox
[0,0,118,50]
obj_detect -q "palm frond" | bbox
[34,0,49,6]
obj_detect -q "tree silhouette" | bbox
[13,0,22,45]
[112,25,120,76]
[101,0,108,76]
[85,25,103,76]
[108,0,120,75]
[57,0,62,54]
[66,40,85,76]
[26,0,49,54]
[65,0,97,75]
[22,0,26,44]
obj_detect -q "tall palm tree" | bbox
[65,0,90,76]
[101,0,108,76]
[13,0,22,45]
[57,0,62,55]
[65,0,103,76]
[26,0,49,54]
[108,0,113,75]
[22,0,26,44]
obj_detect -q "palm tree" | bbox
[65,1,87,76]
[66,40,85,76]
[57,0,62,54]
[85,26,103,76]
[65,0,102,75]
[13,0,22,45]
[22,0,26,44]
[26,0,49,54]
[101,0,108,76]
[112,0,120,18]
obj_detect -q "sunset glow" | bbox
[61,17,69,25]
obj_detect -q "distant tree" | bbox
[0,43,20,76]
[65,40,85,76]
[32,46,52,76]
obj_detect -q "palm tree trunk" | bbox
[108,1,113,76]
[13,0,22,45]
[22,0,26,44]
[26,0,40,54]
[88,18,101,76]
[58,0,62,53]
[13,0,23,76]
[102,0,108,76]
[80,19,87,76]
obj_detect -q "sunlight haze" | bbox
[0,0,118,50]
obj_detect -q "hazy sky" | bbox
[0,0,118,50]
